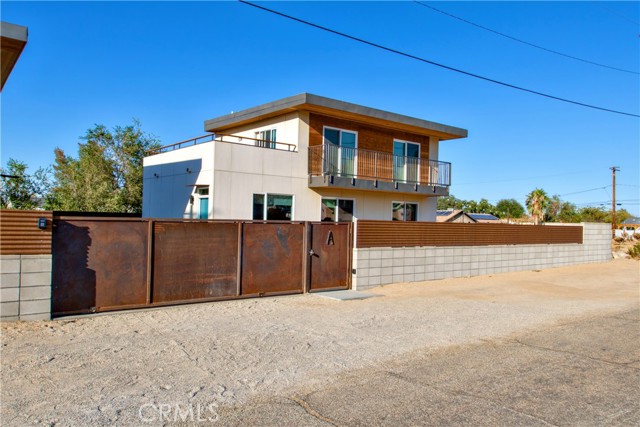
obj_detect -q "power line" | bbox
[455,170,592,186]
[414,1,639,75]
[574,200,640,206]
[239,1,640,118]
[593,2,640,28]
[559,186,608,196]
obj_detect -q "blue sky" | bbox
[2,1,639,215]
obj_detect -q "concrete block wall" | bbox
[0,255,52,321]
[353,223,612,291]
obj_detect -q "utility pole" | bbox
[610,166,620,237]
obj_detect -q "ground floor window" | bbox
[321,198,354,222]
[253,193,293,220]
[392,202,418,221]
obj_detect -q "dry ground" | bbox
[1,259,638,426]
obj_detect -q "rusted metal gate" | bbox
[308,222,352,292]
[51,218,352,317]
[52,218,149,315]
[152,221,239,303]
[242,222,306,296]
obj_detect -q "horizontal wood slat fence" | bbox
[356,220,583,248]
[0,210,53,254]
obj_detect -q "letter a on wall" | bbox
[326,230,335,246]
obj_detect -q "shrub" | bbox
[628,243,640,259]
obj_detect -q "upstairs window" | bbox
[255,129,277,149]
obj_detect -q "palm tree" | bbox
[526,188,549,225]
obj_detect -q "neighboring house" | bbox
[618,217,640,237]
[436,210,477,223]
[143,93,468,222]
[0,21,28,91]
[437,210,500,223]
[468,213,500,223]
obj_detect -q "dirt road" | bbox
[1,259,638,426]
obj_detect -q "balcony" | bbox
[308,144,451,196]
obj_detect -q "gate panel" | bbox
[152,222,238,303]
[309,222,352,292]
[52,219,148,316]
[241,223,304,296]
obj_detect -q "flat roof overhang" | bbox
[1,22,28,91]
[204,93,468,141]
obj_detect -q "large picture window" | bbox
[253,193,293,220]
[392,202,418,221]
[321,198,354,222]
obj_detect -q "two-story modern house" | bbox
[142,93,468,222]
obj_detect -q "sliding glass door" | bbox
[324,127,357,177]
[393,140,420,183]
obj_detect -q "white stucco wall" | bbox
[143,142,214,219]
[211,140,318,220]
[313,188,439,221]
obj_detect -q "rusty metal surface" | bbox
[50,218,353,316]
[241,223,305,296]
[152,221,239,303]
[52,219,148,316]
[0,210,52,255]
[356,221,584,248]
[309,222,351,291]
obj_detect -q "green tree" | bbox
[49,121,159,213]
[613,208,631,225]
[462,199,479,213]
[476,198,495,214]
[495,199,525,219]
[581,207,632,224]
[525,188,549,225]
[545,195,580,223]
[578,206,608,223]
[437,195,465,210]
[555,201,580,223]
[0,159,52,209]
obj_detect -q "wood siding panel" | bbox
[0,210,52,254]
[309,113,431,160]
[356,221,583,248]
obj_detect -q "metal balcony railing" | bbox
[147,133,297,156]
[308,144,451,187]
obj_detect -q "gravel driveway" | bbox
[1,259,638,426]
